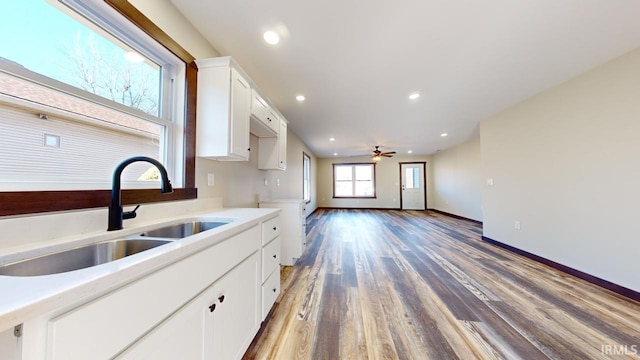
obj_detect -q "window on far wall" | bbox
[0,0,186,191]
[303,152,311,202]
[333,163,376,198]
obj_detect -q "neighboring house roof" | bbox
[0,64,161,137]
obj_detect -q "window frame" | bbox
[0,0,197,217]
[332,163,377,199]
[303,152,311,203]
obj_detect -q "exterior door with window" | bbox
[400,163,425,210]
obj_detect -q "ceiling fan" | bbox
[371,146,395,161]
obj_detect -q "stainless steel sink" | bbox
[0,238,173,277]
[139,221,229,238]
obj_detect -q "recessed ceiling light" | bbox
[333,152,338,156]
[296,95,306,102]
[409,92,420,100]
[329,137,335,141]
[408,150,413,154]
[441,133,448,137]
[263,31,280,45]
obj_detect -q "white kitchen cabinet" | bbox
[196,57,251,161]
[261,236,280,282]
[116,287,210,360]
[39,224,263,360]
[259,200,306,266]
[209,250,261,360]
[119,251,261,360]
[250,89,277,137]
[260,240,281,319]
[250,89,268,123]
[258,118,287,170]
[0,328,20,360]
[265,108,281,134]
[261,269,281,319]
[260,215,281,320]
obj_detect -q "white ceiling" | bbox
[171,0,640,158]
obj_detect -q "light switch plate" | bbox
[207,173,215,186]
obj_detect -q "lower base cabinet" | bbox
[13,215,280,360]
[118,251,261,360]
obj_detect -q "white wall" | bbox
[431,136,483,221]
[128,0,219,59]
[317,154,433,209]
[481,48,640,292]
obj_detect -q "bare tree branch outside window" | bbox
[64,33,160,117]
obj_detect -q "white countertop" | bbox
[259,198,305,204]
[0,208,279,332]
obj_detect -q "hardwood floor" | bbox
[243,209,640,359]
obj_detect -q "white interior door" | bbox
[401,163,426,210]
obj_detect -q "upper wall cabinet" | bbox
[196,57,251,161]
[258,118,287,170]
[250,89,278,137]
[265,108,280,134]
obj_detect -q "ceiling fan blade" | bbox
[381,151,396,155]
[381,154,393,157]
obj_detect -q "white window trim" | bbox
[0,0,186,189]
[303,152,311,202]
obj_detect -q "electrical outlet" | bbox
[514,221,521,230]
[264,178,268,186]
[276,179,280,187]
[487,178,494,186]
[207,173,215,186]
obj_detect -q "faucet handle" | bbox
[123,205,140,220]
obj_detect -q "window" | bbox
[404,167,421,189]
[333,163,376,198]
[0,1,197,216]
[303,152,311,202]
[0,0,185,191]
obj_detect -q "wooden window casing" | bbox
[332,163,377,199]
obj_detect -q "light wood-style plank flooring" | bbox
[243,209,640,359]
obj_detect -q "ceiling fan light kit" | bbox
[371,146,396,161]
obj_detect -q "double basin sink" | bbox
[0,220,230,277]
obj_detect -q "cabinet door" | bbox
[210,251,261,360]
[277,119,287,170]
[230,68,251,159]
[265,109,280,134]
[118,252,261,360]
[250,89,268,123]
[116,288,211,360]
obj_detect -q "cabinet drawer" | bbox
[261,269,280,321]
[47,225,260,360]
[261,236,280,282]
[261,216,281,244]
